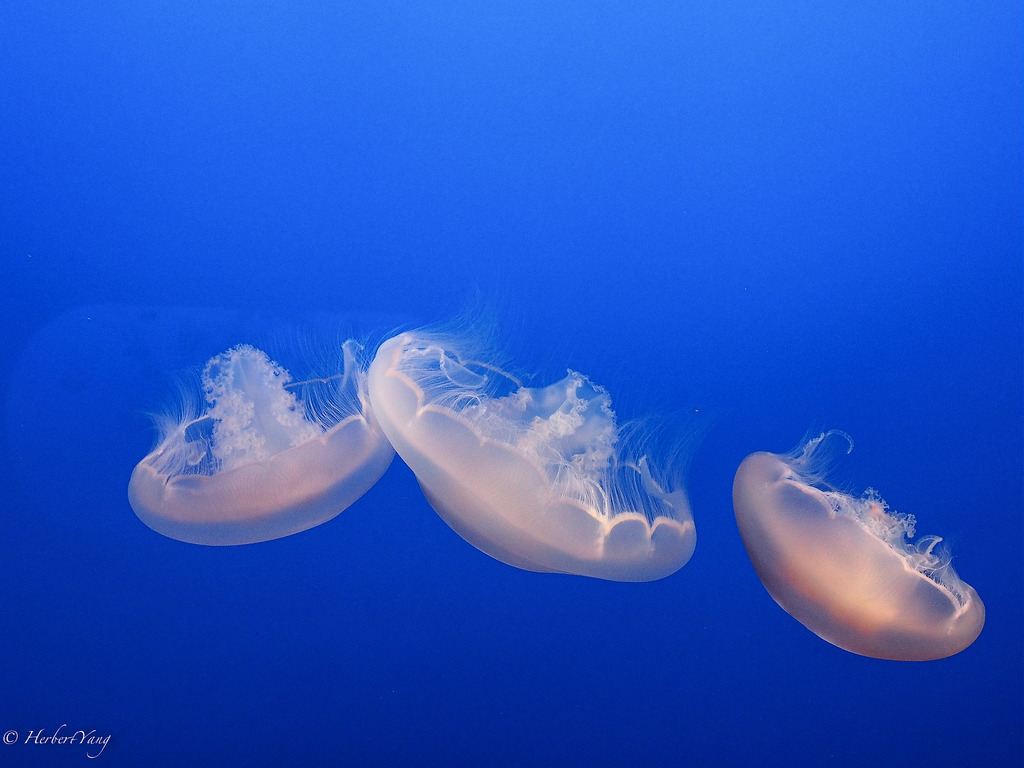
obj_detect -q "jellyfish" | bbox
[365,330,696,581]
[732,431,985,660]
[128,340,394,545]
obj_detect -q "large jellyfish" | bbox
[732,431,985,660]
[129,340,394,545]
[366,330,696,581]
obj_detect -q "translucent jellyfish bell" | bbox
[367,331,696,581]
[733,431,985,660]
[129,341,394,545]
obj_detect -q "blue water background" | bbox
[1,2,1021,766]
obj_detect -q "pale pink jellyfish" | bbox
[733,431,984,660]
[366,330,696,582]
[129,341,394,545]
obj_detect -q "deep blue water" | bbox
[1,2,1021,766]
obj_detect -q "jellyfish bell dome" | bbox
[129,340,395,545]
[366,330,697,582]
[733,431,985,661]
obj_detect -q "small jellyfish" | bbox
[733,431,985,660]
[128,341,394,545]
[366,330,696,582]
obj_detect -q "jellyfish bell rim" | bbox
[367,331,697,582]
[403,404,697,582]
[413,413,696,581]
[128,412,395,545]
[733,448,985,661]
